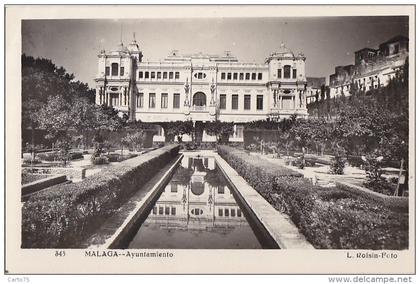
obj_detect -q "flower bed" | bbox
[22,144,180,248]
[217,145,408,249]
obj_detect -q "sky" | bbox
[22,16,408,88]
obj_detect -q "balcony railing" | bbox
[191,105,207,112]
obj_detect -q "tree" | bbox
[22,54,95,131]
[70,98,110,149]
[35,95,73,144]
[159,121,194,142]
[122,131,146,151]
[204,121,234,143]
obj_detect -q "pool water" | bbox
[127,155,262,249]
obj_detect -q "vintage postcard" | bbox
[4,4,415,275]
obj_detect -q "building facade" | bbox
[95,36,309,141]
[329,35,408,98]
[305,77,326,104]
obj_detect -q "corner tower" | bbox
[95,35,142,121]
[265,43,308,119]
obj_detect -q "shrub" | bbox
[217,145,408,249]
[91,155,109,165]
[330,155,346,174]
[70,151,84,160]
[22,157,41,165]
[22,145,180,248]
[363,179,396,196]
[37,151,60,161]
[291,156,316,168]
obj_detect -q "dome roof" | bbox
[127,33,141,53]
[273,43,294,57]
[265,43,305,63]
[111,42,129,54]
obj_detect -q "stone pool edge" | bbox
[88,154,184,249]
[214,154,314,249]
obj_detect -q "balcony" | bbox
[191,105,207,112]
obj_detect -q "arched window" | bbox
[193,92,206,106]
[284,65,291,79]
[111,63,119,76]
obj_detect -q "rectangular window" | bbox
[163,72,168,79]
[138,71,143,79]
[157,72,161,79]
[218,209,223,217]
[293,69,297,79]
[137,93,144,108]
[158,207,163,215]
[151,72,155,79]
[244,95,251,110]
[165,207,170,215]
[257,95,264,110]
[251,73,256,80]
[232,94,238,110]
[224,209,229,217]
[231,209,236,217]
[145,71,149,79]
[171,207,176,215]
[233,73,238,80]
[218,186,224,194]
[258,73,262,80]
[169,72,174,79]
[245,73,250,80]
[120,67,124,76]
[237,209,242,217]
[171,183,177,192]
[221,72,226,80]
[175,72,180,79]
[152,206,157,215]
[105,67,110,76]
[149,93,156,108]
[173,93,180,109]
[277,69,282,78]
[111,63,119,76]
[161,93,168,108]
[239,73,244,80]
[284,65,291,79]
[227,73,232,80]
[219,94,226,110]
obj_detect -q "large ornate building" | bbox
[95,36,309,141]
[329,35,408,97]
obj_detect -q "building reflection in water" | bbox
[128,156,262,249]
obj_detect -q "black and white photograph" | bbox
[4,4,415,276]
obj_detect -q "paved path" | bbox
[253,153,366,187]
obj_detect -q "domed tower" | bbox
[265,43,308,119]
[127,33,143,63]
[95,36,143,121]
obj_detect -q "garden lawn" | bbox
[217,145,408,249]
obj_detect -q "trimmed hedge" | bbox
[37,151,84,162]
[218,146,303,178]
[217,145,408,249]
[22,145,180,248]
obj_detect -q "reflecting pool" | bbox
[127,155,262,249]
